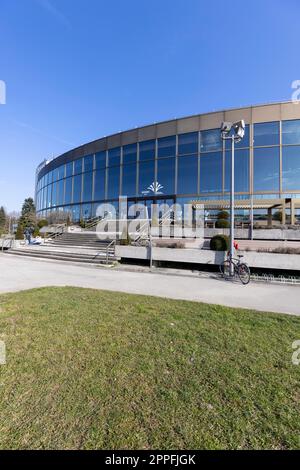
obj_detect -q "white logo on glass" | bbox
[142,181,164,195]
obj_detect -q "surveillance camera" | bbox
[221,122,232,134]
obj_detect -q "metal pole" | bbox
[250,194,254,240]
[230,136,235,275]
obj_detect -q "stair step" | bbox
[4,250,116,264]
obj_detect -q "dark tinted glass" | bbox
[108,147,121,167]
[66,162,73,178]
[95,151,107,169]
[157,157,175,194]
[200,152,222,192]
[177,155,198,194]
[94,169,106,201]
[82,171,93,202]
[138,160,155,194]
[73,174,82,203]
[74,158,83,175]
[84,155,94,172]
[139,140,155,161]
[107,166,120,199]
[65,177,73,204]
[157,136,176,158]
[178,133,198,155]
[123,144,137,164]
[122,164,137,196]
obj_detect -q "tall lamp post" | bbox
[220,120,245,275]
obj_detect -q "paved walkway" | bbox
[0,254,299,316]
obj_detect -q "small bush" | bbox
[120,226,131,246]
[37,219,48,229]
[215,219,230,229]
[210,235,230,251]
[217,210,229,220]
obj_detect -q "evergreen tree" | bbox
[16,197,37,239]
[0,206,6,233]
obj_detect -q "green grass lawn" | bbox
[0,287,299,450]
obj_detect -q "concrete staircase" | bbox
[4,232,117,265]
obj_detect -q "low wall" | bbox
[204,228,300,240]
[115,246,300,271]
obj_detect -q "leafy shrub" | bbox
[210,234,230,251]
[120,226,131,246]
[217,210,229,220]
[215,219,230,229]
[37,219,48,229]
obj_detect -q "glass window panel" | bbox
[178,132,198,155]
[66,162,73,178]
[51,182,57,207]
[82,204,92,220]
[200,129,222,152]
[74,158,83,175]
[71,205,80,222]
[123,144,137,164]
[94,169,106,201]
[157,157,175,194]
[254,147,280,191]
[65,177,73,204]
[84,155,94,172]
[108,147,121,167]
[225,149,250,192]
[73,174,82,203]
[158,136,176,158]
[107,165,120,199]
[59,165,65,180]
[95,151,107,169]
[53,168,60,182]
[82,171,93,202]
[139,140,155,161]
[200,152,222,193]
[122,164,137,197]
[177,154,198,194]
[282,146,300,191]
[57,178,65,206]
[225,124,250,150]
[282,120,300,145]
[254,121,279,147]
[138,160,155,194]
[48,171,53,185]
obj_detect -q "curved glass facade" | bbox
[35,105,300,221]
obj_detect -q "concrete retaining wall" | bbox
[115,246,300,270]
[204,228,300,240]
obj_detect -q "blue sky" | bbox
[0,0,300,211]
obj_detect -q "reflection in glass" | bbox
[95,151,107,169]
[139,140,155,161]
[108,147,121,167]
[122,164,137,197]
[65,177,73,204]
[282,120,300,145]
[178,133,198,155]
[157,157,175,194]
[200,152,222,193]
[157,136,176,158]
[123,144,137,164]
[254,147,280,191]
[225,149,249,192]
[73,174,82,203]
[139,160,155,194]
[253,121,279,147]
[84,155,94,173]
[282,146,300,191]
[200,129,222,152]
[74,158,83,175]
[177,155,198,194]
[107,166,120,199]
[94,169,106,201]
[83,171,93,202]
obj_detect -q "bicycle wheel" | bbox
[219,260,231,279]
[237,263,251,285]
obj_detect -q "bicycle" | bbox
[219,253,251,285]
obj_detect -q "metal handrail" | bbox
[83,216,103,231]
[106,240,116,264]
[1,235,15,251]
[47,224,65,241]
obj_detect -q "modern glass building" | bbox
[35,101,300,222]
